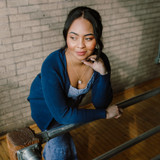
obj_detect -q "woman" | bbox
[28,6,122,160]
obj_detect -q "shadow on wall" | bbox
[104,0,160,93]
[102,1,160,158]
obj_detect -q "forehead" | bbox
[68,17,94,34]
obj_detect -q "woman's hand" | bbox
[82,55,108,75]
[106,105,123,119]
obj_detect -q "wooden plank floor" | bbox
[0,77,160,160]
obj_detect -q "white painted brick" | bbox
[0,58,15,69]
[26,58,43,67]
[13,46,30,57]
[9,14,30,23]
[0,16,8,26]
[49,9,68,16]
[32,39,42,46]
[0,102,12,110]
[7,0,28,7]
[40,3,58,11]
[48,23,63,30]
[34,64,41,71]
[4,51,17,59]
[0,44,12,53]
[42,29,60,38]
[0,0,6,8]
[18,5,40,14]
[40,17,59,25]
[18,78,31,86]
[30,10,47,19]
[29,0,48,5]
[23,33,41,41]
[58,15,67,23]
[1,111,14,121]
[13,41,32,50]
[2,36,22,45]
[0,79,7,86]
[135,8,148,16]
[9,86,25,95]
[7,78,19,89]
[42,36,63,44]
[10,22,20,29]
[11,27,31,36]
[1,23,9,32]
[20,20,40,28]
[0,8,18,16]
[11,96,26,105]
[116,17,129,24]
[42,42,61,51]
[0,29,10,39]
[14,54,33,63]
[22,111,31,118]
[6,64,16,72]
[17,66,34,75]
[32,25,49,33]
[0,66,6,74]
[16,62,26,69]
[27,70,39,79]
[13,110,22,117]
[57,1,75,9]
[48,0,65,2]
[33,51,45,59]
[19,91,29,98]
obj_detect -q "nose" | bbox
[78,38,85,48]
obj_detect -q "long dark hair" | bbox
[61,6,104,59]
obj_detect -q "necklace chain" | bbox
[70,54,88,85]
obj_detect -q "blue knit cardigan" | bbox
[28,49,113,131]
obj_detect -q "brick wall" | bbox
[0,0,160,135]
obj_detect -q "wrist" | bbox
[106,110,108,119]
[100,70,108,75]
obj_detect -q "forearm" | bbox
[92,74,113,109]
[53,107,106,124]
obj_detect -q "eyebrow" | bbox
[69,32,94,36]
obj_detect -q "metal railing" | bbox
[93,125,160,160]
[17,87,160,160]
[151,154,160,160]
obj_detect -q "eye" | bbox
[85,37,94,41]
[70,36,77,41]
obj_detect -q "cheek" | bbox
[88,40,96,51]
[67,38,75,50]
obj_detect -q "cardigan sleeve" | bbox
[91,53,113,109]
[41,59,106,125]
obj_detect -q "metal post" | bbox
[37,123,83,144]
[17,143,41,160]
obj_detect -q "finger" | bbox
[87,55,97,59]
[82,60,94,68]
[115,107,122,119]
[114,114,121,119]
[86,57,96,63]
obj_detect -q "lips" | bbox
[76,51,87,56]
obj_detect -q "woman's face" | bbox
[66,17,96,62]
